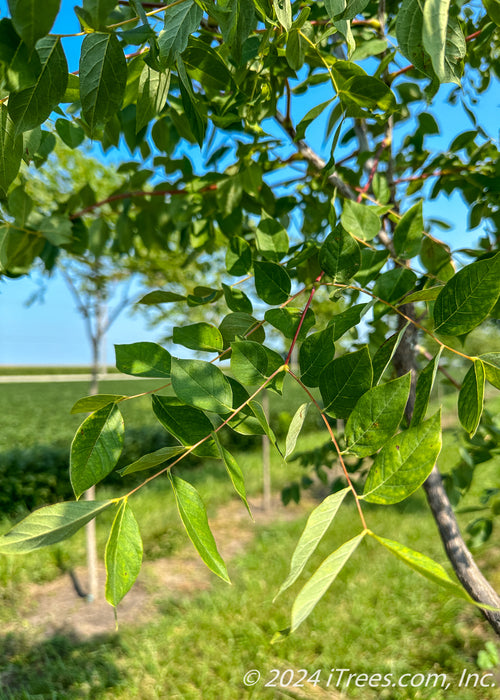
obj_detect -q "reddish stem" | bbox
[284,272,324,365]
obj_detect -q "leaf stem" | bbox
[287,369,368,531]
[285,272,324,366]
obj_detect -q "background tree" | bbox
[0,0,500,637]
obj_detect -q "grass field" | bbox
[0,366,120,376]
[0,374,499,698]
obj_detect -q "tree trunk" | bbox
[393,305,500,635]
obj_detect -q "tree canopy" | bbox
[1,0,500,635]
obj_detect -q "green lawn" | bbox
[0,377,499,698]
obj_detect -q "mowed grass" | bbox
[0,377,499,698]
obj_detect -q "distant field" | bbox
[0,366,120,376]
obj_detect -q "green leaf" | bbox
[373,267,418,304]
[277,488,350,597]
[393,201,424,259]
[256,212,289,262]
[248,399,281,454]
[152,395,217,458]
[325,0,355,54]
[183,38,233,92]
[341,201,380,242]
[8,37,68,133]
[355,248,389,286]
[219,312,265,348]
[222,283,253,314]
[7,0,60,47]
[39,215,73,245]
[285,403,309,460]
[422,0,451,83]
[370,533,474,602]
[70,403,125,500]
[254,261,291,305]
[330,303,369,341]
[105,501,143,607]
[363,411,442,504]
[173,323,223,353]
[136,65,170,133]
[433,253,500,335]
[458,359,485,438]
[171,357,233,414]
[320,346,373,419]
[119,445,187,476]
[81,0,117,30]
[299,326,335,388]
[345,373,411,457]
[372,323,410,384]
[484,0,500,26]
[138,290,186,304]
[71,394,125,414]
[340,75,395,117]
[158,0,203,67]
[295,99,333,141]
[411,347,443,426]
[479,353,500,389]
[226,236,252,276]
[286,29,304,71]
[230,340,268,385]
[213,433,251,515]
[319,226,361,283]
[55,119,85,149]
[400,286,443,304]
[177,56,206,148]
[291,533,365,632]
[264,307,315,341]
[169,473,230,582]
[79,33,127,134]
[0,18,42,93]
[273,0,292,30]
[0,104,23,198]
[0,500,112,554]
[115,342,171,378]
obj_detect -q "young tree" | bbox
[1,0,500,636]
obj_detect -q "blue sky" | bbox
[0,2,498,365]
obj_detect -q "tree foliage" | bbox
[1,0,500,633]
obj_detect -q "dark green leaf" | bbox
[213,432,251,515]
[183,38,233,92]
[345,373,411,457]
[230,340,268,385]
[81,0,117,30]
[479,353,500,389]
[254,261,291,305]
[219,312,265,348]
[0,501,112,554]
[152,395,217,458]
[372,323,410,384]
[115,342,171,378]
[330,303,368,341]
[226,236,252,276]
[291,533,365,632]
[138,290,186,304]
[0,18,42,92]
[173,323,223,353]
[256,212,289,262]
[136,65,170,133]
[411,347,443,426]
[70,403,125,499]
[158,0,203,67]
[0,104,23,198]
[373,267,418,304]
[458,359,485,437]
[8,37,68,133]
[433,253,500,335]
[393,201,423,259]
[286,29,303,71]
[264,307,315,341]
[319,226,361,283]
[400,286,443,304]
[171,357,233,414]
[79,33,127,133]
[71,394,125,414]
[105,501,143,607]
[295,99,333,141]
[222,283,253,314]
[320,346,373,418]
[8,0,60,47]
[55,119,85,149]
[354,248,389,286]
[363,411,442,504]
[119,445,187,476]
[484,0,500,26]
[299,326,335,388]
[277,488,350,597]
[169,473,230,582]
